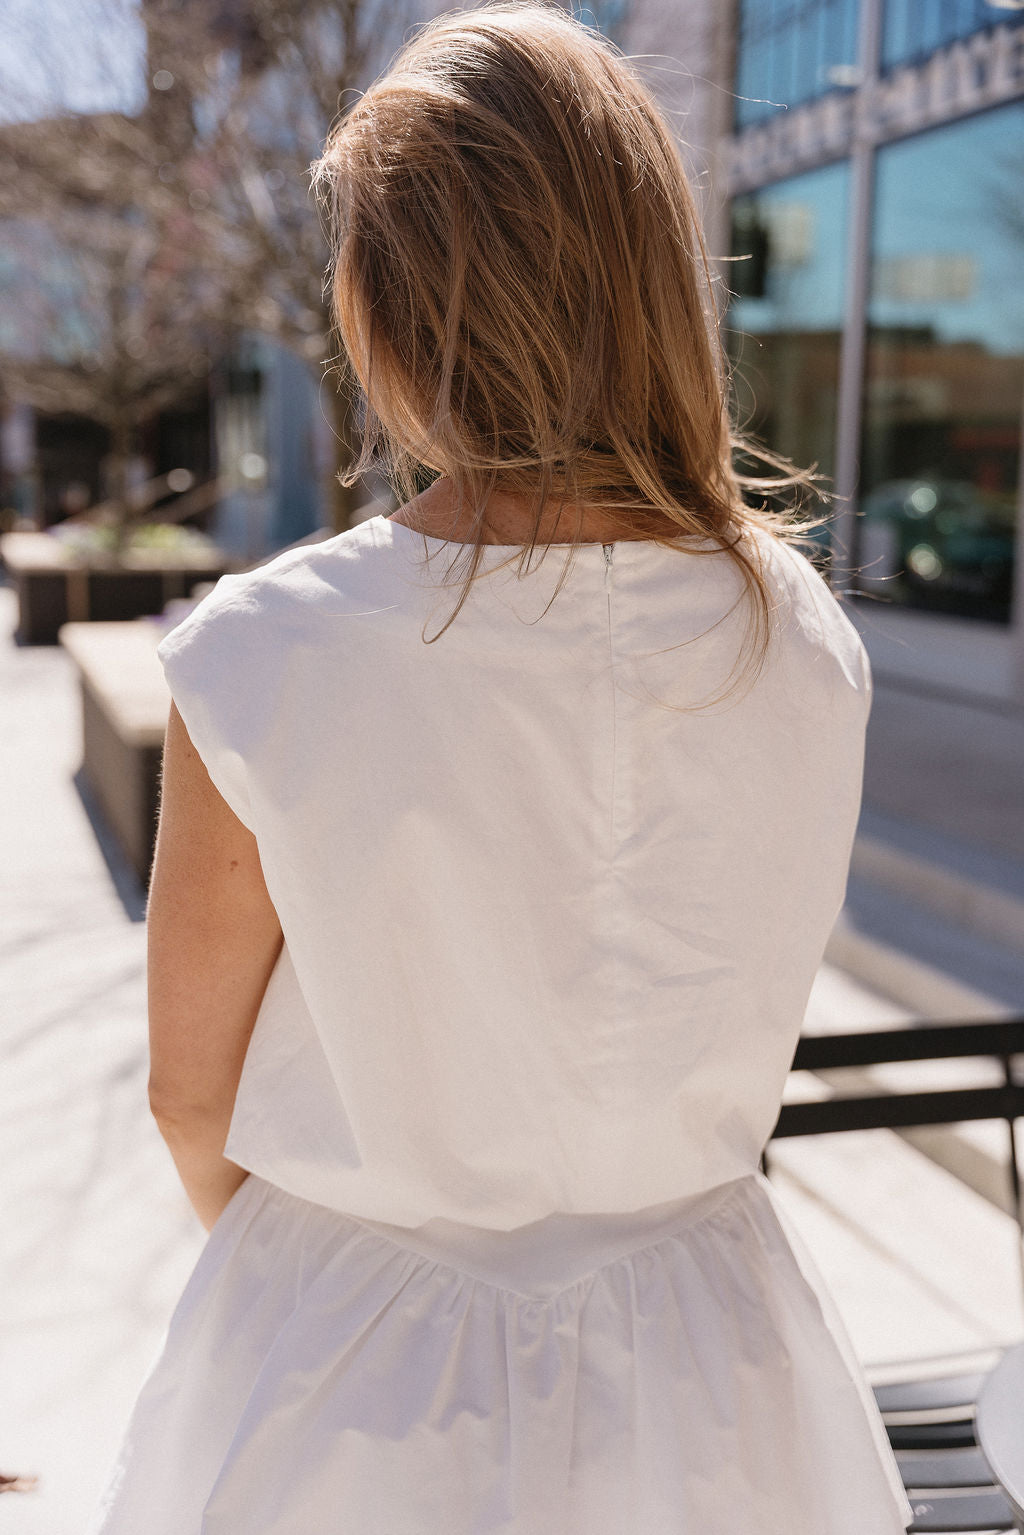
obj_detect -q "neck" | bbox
[388,479,677,545]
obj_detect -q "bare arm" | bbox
[147,700,283,1231]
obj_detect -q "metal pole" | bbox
[1004,1074,1024,1314]
[1011,387,1024,704]
[1000,1055,1024,1308]
[830,0,884,593]
[1009,1118,1024,1310]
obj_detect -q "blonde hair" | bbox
[313,1,826,684]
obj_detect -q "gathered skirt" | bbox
[87,1169,913,1534]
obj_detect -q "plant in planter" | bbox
[51,517,218,563]
[0,458,235,646]
[0,515,236,643]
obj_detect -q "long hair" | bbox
[312,2,826,691]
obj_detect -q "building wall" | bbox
[618,0,737,256]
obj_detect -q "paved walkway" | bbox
[863,676,1024,865]
[0,583,203,1534]
[1,578,1021,1533]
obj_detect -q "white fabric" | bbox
[89,516,913,1532]
[155,516,873,1228]
[90,1173,912,1533]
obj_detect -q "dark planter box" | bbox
[1,531,235,645]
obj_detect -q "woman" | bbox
[89,6,913,1532]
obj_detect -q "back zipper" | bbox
[602,542,613,591]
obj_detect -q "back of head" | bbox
[315,2,742,536]
[314,3,824,679]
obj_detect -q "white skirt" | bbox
[88,1170,913,1534]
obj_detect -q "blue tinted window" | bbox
[882,0,1024,71]
[728,162,851,506]
[572,0,628,41]
[735,0,860,129]
[860,104,1024,622]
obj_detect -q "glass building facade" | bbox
[735,0,1023,126]
[730,163,850,483]
[734,0,860,128]
[882,0,1024,69]
[728,0,1024,641]
[862,106,1024,622]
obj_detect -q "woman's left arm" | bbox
[147,699,283,1232]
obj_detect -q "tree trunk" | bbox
[107,418,136,557]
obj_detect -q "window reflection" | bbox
[882,0,1024,71]
[729,163,850,530]
[860,105,1024,623]
[735,0,860,129]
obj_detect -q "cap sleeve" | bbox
[156,575,256,833]
[762,532,875,719]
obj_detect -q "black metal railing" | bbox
[766,1017,1024,1284]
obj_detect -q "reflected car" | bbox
[858,478,1015,622]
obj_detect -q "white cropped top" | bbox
[156,514,871,1229]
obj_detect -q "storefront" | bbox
[723,0,1024,704]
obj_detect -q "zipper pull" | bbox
[602,542,613,592]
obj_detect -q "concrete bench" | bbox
[59,617,180,887]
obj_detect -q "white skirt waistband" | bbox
[338,1173,756,1300]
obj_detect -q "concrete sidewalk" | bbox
[1,578,1022,1534]
[834,671,1024,1024]
[0,582,203,1534]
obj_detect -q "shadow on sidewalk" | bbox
[72,768,148,924]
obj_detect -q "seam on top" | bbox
[321,1175,758,1308]
[605,553,618,853]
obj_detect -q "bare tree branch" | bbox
[0,0,413,532]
